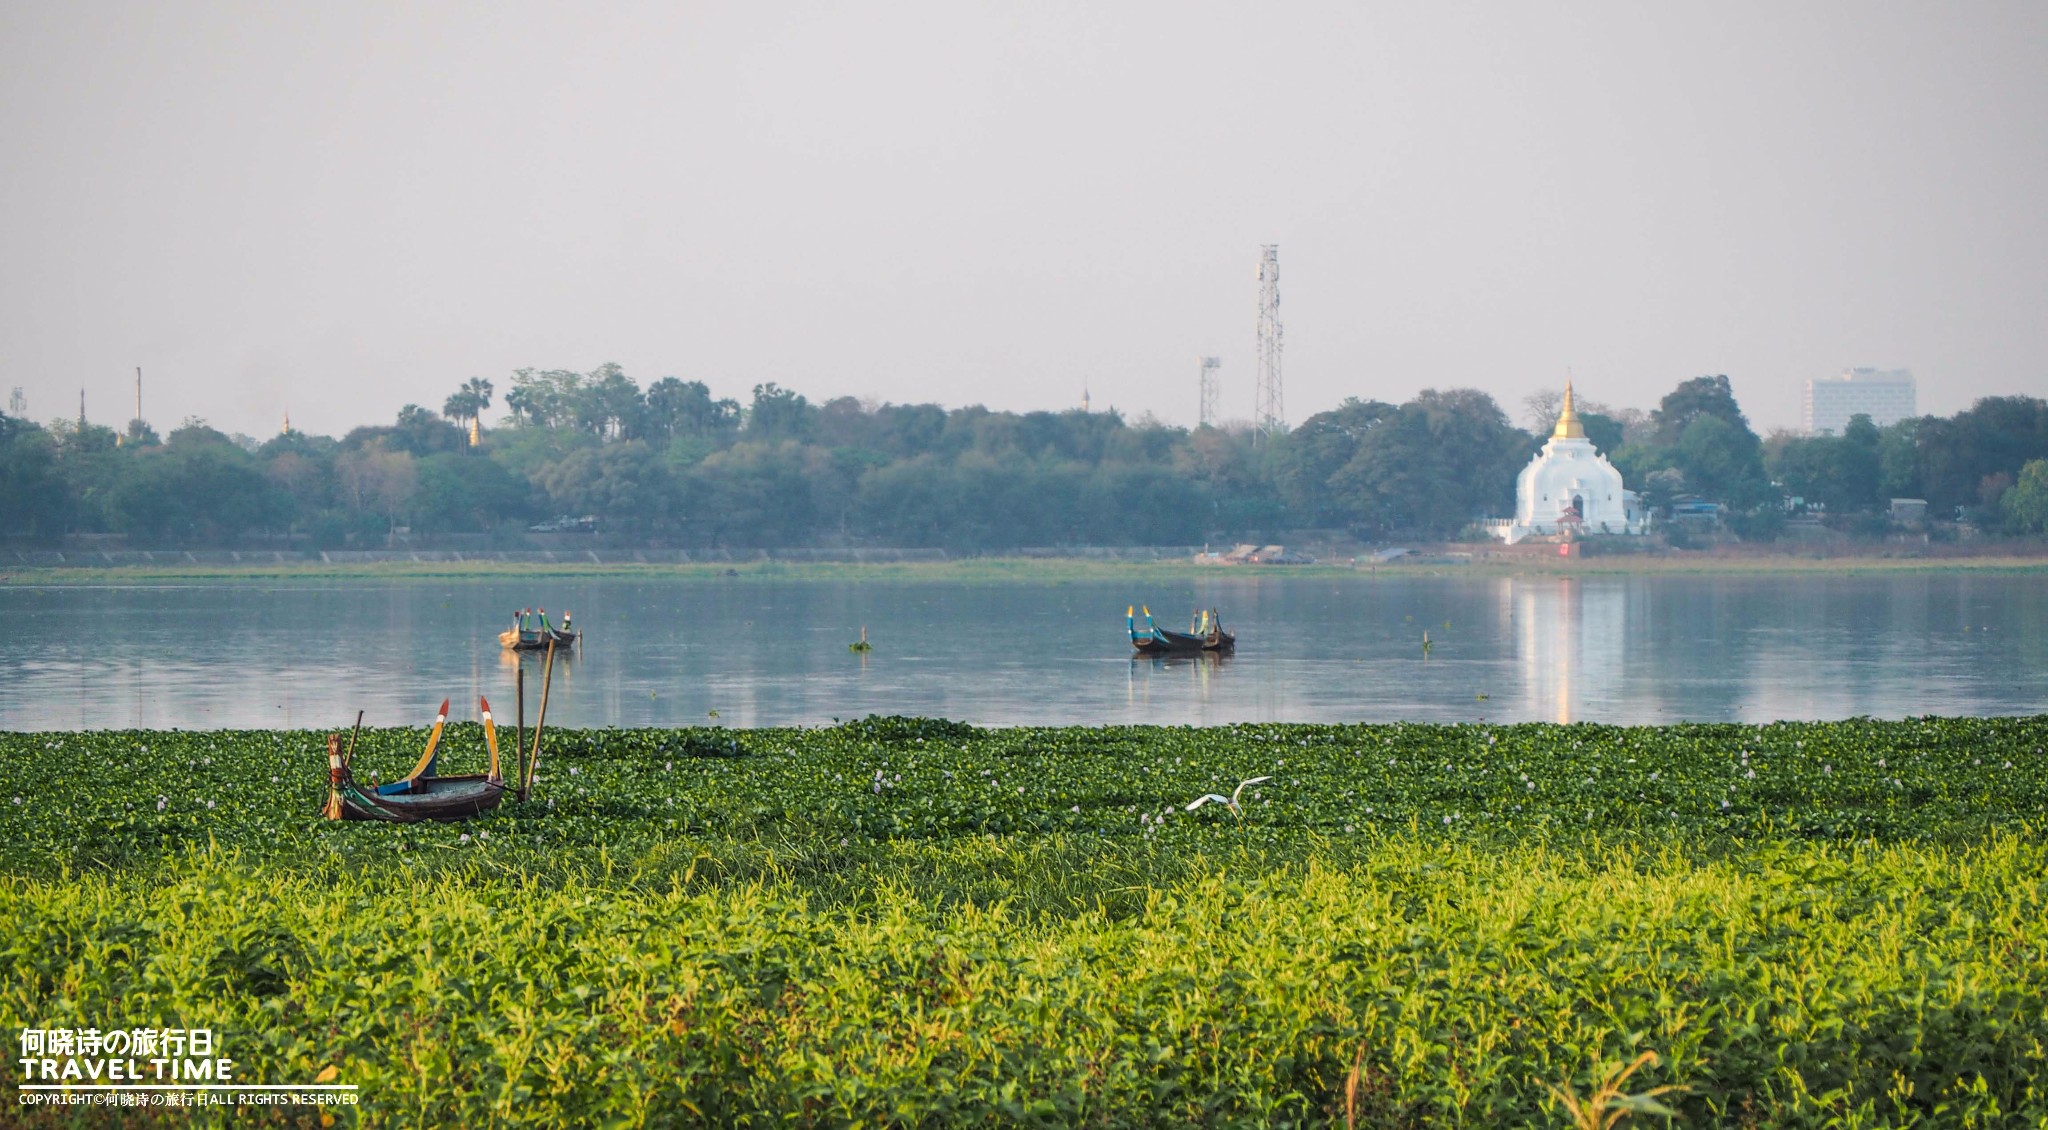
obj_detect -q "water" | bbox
[2,573,2043,731]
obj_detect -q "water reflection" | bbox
[496,645,577,674]
[0,574,2041,729]
[1511,577,1627,724]
[1127,651,1228,713]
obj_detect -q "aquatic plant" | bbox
[2,716,2045,1124]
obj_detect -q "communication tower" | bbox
[1254,245,1283,438]
[7,388,22,417]
[1198,357,1220,427]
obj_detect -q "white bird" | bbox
[1185,776,1273,819]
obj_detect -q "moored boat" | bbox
[498,627,578,651]
[499,607,578,651]
[322,697,506,822]
[1129,605,1235,655]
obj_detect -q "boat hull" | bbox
[1132,630,1234,655]
[498,628,578,651]
[338,774,506,822]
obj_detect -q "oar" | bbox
[343,710,364,771]
[522,636,556,803]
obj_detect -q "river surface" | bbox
[2,573,2043,731]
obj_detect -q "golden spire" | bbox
[1552,380,1585,439]
[468,416,481,446]
[282,411,292,435]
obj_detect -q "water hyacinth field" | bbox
[4,716,2048,1126]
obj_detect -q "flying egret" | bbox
[1185,776,1273,819]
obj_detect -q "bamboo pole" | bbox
[515,664,525,797]
[521,637,556,802]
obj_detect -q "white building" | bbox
[1487,384,1646,544]
[1803,368,1916,435]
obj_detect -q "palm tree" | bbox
[443,377,495,446]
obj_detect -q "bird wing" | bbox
[1186,794,1229,811]
[1231,776,1273,803]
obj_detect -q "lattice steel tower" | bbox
[1197,357,1221,427]
[1254,245,1283,438]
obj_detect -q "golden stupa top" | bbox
[1552,381,1586,439]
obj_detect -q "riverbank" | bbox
[4,547,2046,585]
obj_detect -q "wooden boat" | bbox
[322,697,506,822]
[499,608,578,651]
[498,626,578,651]
[1129,605,1235,655]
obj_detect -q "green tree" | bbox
[537,442,675,532]
[0,413,66,541]
[1081,462,1205,545]
[1639,468,1686,513]
[158,445,293,541]
[2001,459,2048,533]
[1648,376,1769,508]
[746,383,816,442]
[50,421,124,533]
[1578,412,1625,457]
[1877,419,1921,499]
[691,441,814,545]
[575,363,647,441]
[1675,414,1770,506]
[505,369,583,429]
[646,378,740,443]
[384,405,465,457]
[96,440,286,544]
[1277,398,1395,526]
[335,446,419,531]
[1324,389,1523,535]
[413,452,531,532]
[873,403,952,457]
[1912,397,2048,514]
[1652,374,1751,445]
[166,418,236,449]
[442,377,494,442]
[1766,414,1882,514]
[854,456,954,546]
[1173,425,1284,536]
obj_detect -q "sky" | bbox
[3,1,2046,441]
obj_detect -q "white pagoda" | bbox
[1490,384,1646,543]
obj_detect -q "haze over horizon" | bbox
[4,2,2046,441]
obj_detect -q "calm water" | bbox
[2,573,2043,731]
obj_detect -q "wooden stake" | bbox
[522,637,556,802]
[515,664,525,798]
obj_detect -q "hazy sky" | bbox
[4,2,2045,440]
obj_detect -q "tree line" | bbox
[3,365,2047,549]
